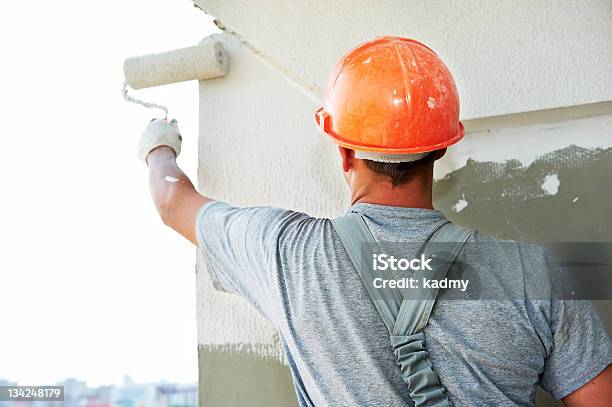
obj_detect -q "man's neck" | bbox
[350,175,434,209]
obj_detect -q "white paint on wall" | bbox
[194,0,612,120]
[541,174,560,195]
[453,194,468,212]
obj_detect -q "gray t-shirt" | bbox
[196,201,611,407]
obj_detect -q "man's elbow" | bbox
[150,176,207,245]
[156,187,179,228]
[158,203,174,228]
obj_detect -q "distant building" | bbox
[113,376,156,407]
[155,384,197,407]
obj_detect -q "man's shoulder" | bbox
[225,204,334,240]
[199,201,320,225]
[460,228,552,282]
[469,229,546,257]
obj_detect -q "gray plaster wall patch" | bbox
[434,145,612,242]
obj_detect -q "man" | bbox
[137,37,611,406]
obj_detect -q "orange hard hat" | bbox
[315,36,464,162]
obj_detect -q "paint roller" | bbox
[122,37,229,116]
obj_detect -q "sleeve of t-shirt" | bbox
[195,200,305,324]
[530,249,612,400]
[540,299,612,399]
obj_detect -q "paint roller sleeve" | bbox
[123,39,229,90]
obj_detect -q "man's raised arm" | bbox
[138,118,211,245]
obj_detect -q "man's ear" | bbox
[430,148,447,161]
[338,146,355,172]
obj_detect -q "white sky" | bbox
[0,1,217,386]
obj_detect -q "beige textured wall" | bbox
[194,0,612,120]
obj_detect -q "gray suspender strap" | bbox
[331,212,403,332]
[392,223,473,336]
[331,213,472,407]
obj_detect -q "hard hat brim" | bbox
[317,120,465,155]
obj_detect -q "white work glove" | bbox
[137,118,182,164]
